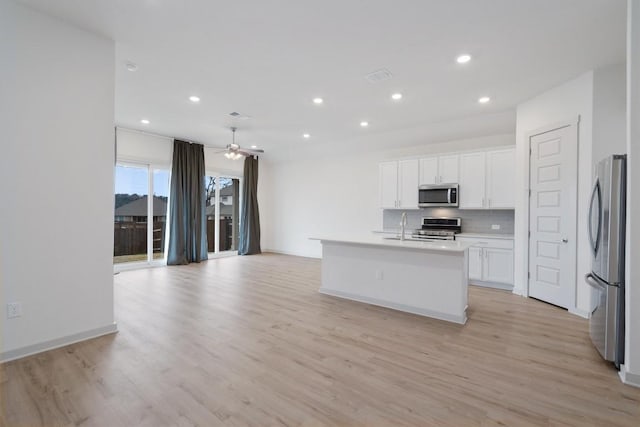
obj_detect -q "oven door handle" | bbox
[585,273,607,291]
[447,188,452,204]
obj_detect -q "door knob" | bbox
[561,238,569,243]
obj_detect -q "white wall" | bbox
[515,72,594,315]
[593,64,627,162]
[622,0,640,387]
[261,134,514,258]
[116,127,244,176]
[0,1,116,360]
[116,128,173,166]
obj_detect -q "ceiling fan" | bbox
[220,127,264,160]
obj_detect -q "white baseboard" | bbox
[619,365,640,388]
[568,306,591,319]
[470,281,513,291]
[512,287,527,297]
[1,323,118,363]
[319,288,467,325]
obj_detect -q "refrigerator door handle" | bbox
[588,179,602,257]
[585,273,607,291]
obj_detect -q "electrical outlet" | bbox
[491,224,501,230]
[7,302,22,319]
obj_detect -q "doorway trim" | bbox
[522,116,581,313]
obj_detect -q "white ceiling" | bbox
[20,0,626,157]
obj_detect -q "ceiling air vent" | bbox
[365,68,393,83]
[229,112,251,120]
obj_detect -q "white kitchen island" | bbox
[310,236,472,324]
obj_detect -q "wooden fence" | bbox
[115,219,233,256]
[113,221,165,256]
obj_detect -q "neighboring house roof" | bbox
[114,196,167,216]
[209,184,235,198]
[206,203,234,217]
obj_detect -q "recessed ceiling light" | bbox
[189,95,200,103]
[360,121,369,127]
[391,93,403,100]
[251,145,257,149]
[125,61,138,72]
[140,119,150,124]
[478,96,491,104]
[456,54,472,64]
[313,97,323,104]
[303,133,311,139]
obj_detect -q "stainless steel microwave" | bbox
[418,184,459,207]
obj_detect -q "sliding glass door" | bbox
[205,174,241,256]
[114,163,169,265]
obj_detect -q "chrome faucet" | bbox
[400,212,407,241]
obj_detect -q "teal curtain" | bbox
[239,156,261,255]
[167,140,208,264]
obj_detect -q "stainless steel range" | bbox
[412,217,462,241]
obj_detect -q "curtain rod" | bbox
[115,126,222,149]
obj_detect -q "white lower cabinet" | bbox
[483,248,514,284]
[468,247,483,280]
[457,236,514,288]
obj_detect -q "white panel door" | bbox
[459,152,486,209]
[379,161,398,209]
[398,159,419,208]
[419,157,438,185]
[528,125,577,309]
[483,248,514,284]
[468,247,483,280]
[486,148,516,208]
[438,154,459,184]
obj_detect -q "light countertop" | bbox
[373,230,514,240]
[457,233,514,240]
[310,235,472,253]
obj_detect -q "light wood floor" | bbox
[2,254,639,426]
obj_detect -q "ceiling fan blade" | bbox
[237,148,264,156]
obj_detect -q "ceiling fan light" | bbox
[234,153,243,160]
[224,152,232,159]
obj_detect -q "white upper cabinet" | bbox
[379,161,398,209]
[381,145,515,210]
[459,152,486,209]
[486,148,516,208]
[419,157,438,185]
[398,159,419,208]
[459,147,516,209]
[438,155,459,184]
[379,160,419,209]
[419,155,459,185]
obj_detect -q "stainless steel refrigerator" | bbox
[585,154,626,367]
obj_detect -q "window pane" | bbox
[219,177,239,252]
[153,170,169,260]
[205,176,216,253]
[114,165,148,263]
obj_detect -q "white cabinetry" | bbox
[379,160,419,209]
[486,148,516,208]
[379,161,398,209]
[459,147,515,209]
[438,154,459,184]
[468,247,483,280]
[459,152,486,208]
[419,155,459,185]
[457,236,514,288]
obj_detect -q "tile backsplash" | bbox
[383,208,514,234]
